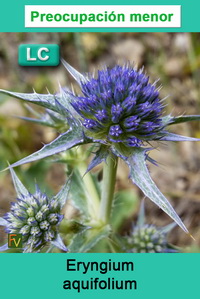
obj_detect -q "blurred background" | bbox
[0,32,200,251]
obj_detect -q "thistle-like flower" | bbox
[0,168,69,252]
[71,64,163,147]
[1,61,200,234]
[126,201,177,253]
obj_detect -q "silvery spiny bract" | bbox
[1,61,200,235]
[126,201,177,253]
[0,168,69,252]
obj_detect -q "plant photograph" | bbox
[0,32,200,253]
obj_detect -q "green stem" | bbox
[99,154,118,224]
[79,162,100,220]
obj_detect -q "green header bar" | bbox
[0,0,199,32]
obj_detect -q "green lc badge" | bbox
[18,44,60,66]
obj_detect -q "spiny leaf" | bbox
[61,59,88,84]
[9,167,29,197]
[51,234,68,252]
[0,88,76,115]
[21,104,69,128]
[19,104,58,127]
[146,155,158,166]
[86,145,109,174]
[166,115,200,126]
[53,174,72,208]
[160,132,200,142]
[17,116,56,128]
[119,148,189,233]
[68,225,111,253]
[0,89,59,112]
[6,127,85,169]
[159,222,176,235]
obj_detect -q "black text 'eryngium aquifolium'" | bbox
[1,61,200,235]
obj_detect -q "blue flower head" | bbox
[126,201,177,253]
[0,169,69,252]
[72,64,163,147]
